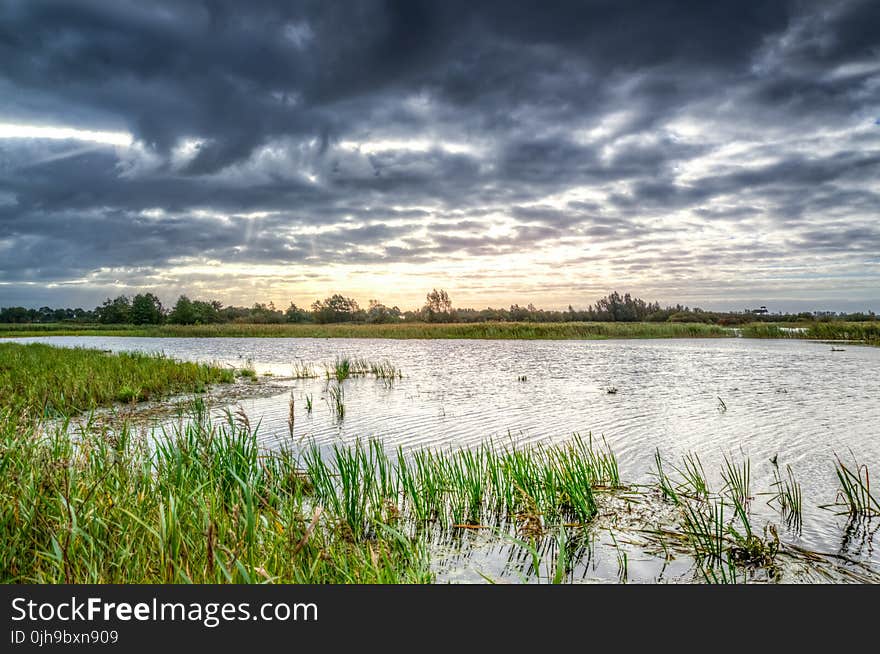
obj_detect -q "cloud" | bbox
[0,0,878,311]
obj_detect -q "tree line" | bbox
[1,290,876,325]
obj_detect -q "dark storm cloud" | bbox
[0,0,878,309]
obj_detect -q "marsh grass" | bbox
[673,453,710,500]
[0,342,233,416]
[0,321,733,340]
[326,384,345,421]
[653,450,680,505]
[291,361,318,379]
[236,358,257,380]
[770,462,803,529]
[826,455,879,518]
[329,357,353,382]
[652,450,784,582]
[1,404,873,584]
[324,357,402,386]
[0,410,432,583]
[721,455,750,506]
[299,433,618,539]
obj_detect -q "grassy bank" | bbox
[0,321,732,339]
[0,342,234,416]
[739,321,880,344]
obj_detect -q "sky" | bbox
[0,0,878,313]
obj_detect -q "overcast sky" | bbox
[1,0,878,312]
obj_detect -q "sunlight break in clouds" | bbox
[0,123,133,147]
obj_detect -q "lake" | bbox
[15,335,880,578]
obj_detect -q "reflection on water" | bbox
[14,335,880,572]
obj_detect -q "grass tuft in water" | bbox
[770,461,803,529]
[291,361,318,379]
[327,383,345,421]
[721,455,750,506]
[826,455,879,518]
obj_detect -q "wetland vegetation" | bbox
[0,342,235,416]
[1,340,877,584]
[2,403,877,584]
[1,319,877,344]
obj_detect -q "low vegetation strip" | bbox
[0,321,732,339]
[0,342,234,416]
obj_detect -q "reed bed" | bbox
[806,321,880,344]
[301,432,619,539]
[0,342,234,416]
[0,321,733,340]
[1,411,619,583]
[738,321,880,344]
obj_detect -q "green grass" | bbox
[0,321,732,339]
[739,321,880,344]
[654,450,781,582]
[0,410,431,583]
[806,321,880,344]
[826,455,880,517]
[0,405,625,583]
[330,356,354,381]
[326,383,345,421]
[770,462,803,529]
[0,342,234,416]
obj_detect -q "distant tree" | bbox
[422,288,453,322]
[365,300,402,324]
[130,293,164,325]
[95,296,132,324]
[0,306,31,323]
[311,295,360,323]
[594,291,652,322]
[249,302,285,324]
[168,296,197,324]
[284,302,312,323]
